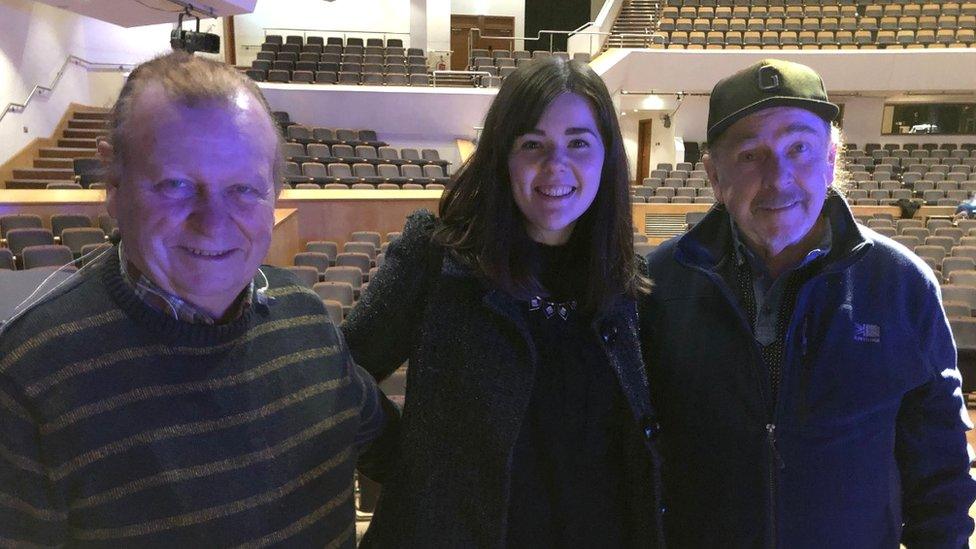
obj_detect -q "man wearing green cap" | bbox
[640,59,975,547]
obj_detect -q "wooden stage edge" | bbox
[0,189,960,264]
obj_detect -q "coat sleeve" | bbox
[0,375,69,545]
[346,351,401,484]
[342,210,437,381]
[898,282,976,548]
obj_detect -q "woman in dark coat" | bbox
[343,57,664,548]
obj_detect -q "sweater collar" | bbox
[117,243,255,325]
[101,248,257,345]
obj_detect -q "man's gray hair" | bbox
[105,50,284,188]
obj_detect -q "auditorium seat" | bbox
[944,285,976,313]
[6,228,54,260]
[21,244,73,270]
[915,244,947,266]
[321,299,344,324]
[314,282,355,316]
[78,242,112,265]
[344,241,377,259]
[336,253,372,280]
[350,231,382,248]
[50,214,92,240]
[60,228,106,257]
[0,248,14,270]
[305,241,338,264]
[926,236,955,255]
[293,252,331,280]
[324,266,363,297]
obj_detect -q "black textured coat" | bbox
[343,210,665,548]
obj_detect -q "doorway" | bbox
[637,118,654,183]
[450,14,516,70]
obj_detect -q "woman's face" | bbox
[508,92,606,245]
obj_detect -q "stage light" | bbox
[170,7,220,54]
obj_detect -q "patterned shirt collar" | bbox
[118,243,254,325]
[730,215,833,275]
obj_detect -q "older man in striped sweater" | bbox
[0,51,397,547]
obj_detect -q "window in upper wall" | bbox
[882,103,976,135]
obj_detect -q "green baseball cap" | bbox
[707,59,839,144]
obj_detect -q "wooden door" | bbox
[450,14,515,70]
[637,118,654,182]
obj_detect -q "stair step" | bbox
[38,147,97,159]
[63,128,105,139]
[5,179,73,190]
[68,119,108,130]
[73,111,110,120]
[58,138,97,148]
[12,168,76,181]
[34,158,74,169]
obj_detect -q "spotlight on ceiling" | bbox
[170,7,220,54]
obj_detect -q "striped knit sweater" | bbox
[0,248,394,547]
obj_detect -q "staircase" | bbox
[605,0,664,49]
[5,110,108,190]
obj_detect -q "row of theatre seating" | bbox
[261,35,406,49]
[0,214,116,270]
[844,143,976,205]
[275,112,451,188]
[661,2,976,21]
[248,39,429,85]
[659,14,976,32]
[654,28,976,48]
[641,143,976,206]
[860,216,976,335]
[653,0,976,47]
[285,231,400,324]
[283,160,449,189]
[633,160,723,203]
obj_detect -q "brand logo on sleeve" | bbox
[854,322,880,343]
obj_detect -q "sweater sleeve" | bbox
[0,376,69,545]
[349,360,400,484]
[897,282,976,548]
[342,210,437,381]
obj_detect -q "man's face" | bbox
[705,106,836,258]
[106,85,279,318]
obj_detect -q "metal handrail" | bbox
[431,69,494,88]
[605,32,667,47]
[0,55,134,125]
[465,28,612,62]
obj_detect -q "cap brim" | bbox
[707,96,840,144]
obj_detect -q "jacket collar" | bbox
[673,190,873,275]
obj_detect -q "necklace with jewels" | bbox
[528,296,578,320]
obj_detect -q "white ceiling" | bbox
[34,0,257,27]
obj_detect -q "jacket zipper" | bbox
[688,265,826,549]
[765,423,785,548]
[765,278,818,548]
